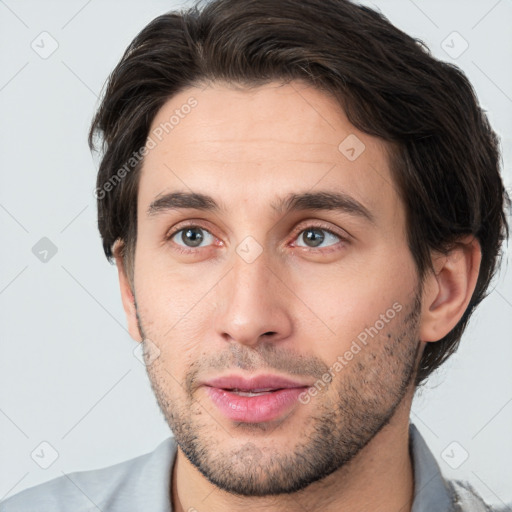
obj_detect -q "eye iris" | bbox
[303,228,324,247]
[182,227,204,247]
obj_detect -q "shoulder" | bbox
[408,424,507,512]
[449,479,509,512]
[0,437,177,512]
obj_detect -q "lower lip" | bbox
[204,386,308,423]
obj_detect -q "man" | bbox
[1,0,509,511]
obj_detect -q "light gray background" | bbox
[1,0,511,507]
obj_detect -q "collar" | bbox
[409,423,455,512]
[133,422,455,512]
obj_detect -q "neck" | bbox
[171,391,415,512]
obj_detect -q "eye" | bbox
[295,227,342,248]
[170,226,215,248]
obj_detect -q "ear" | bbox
[113,240,143,342]
[419,236,482,342]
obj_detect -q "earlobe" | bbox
[419,236,482,343]
[113,240,143,342]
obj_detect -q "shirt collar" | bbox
[147,423,454,511]
[409,423,455,512]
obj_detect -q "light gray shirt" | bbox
[0,424,499,511]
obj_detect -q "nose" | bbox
[213,249,293,347]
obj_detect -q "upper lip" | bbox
[202,374,312,392]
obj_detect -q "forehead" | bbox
[139,81,402,226]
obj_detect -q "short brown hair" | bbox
[89,0,510,387]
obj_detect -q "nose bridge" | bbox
[214,246,292,345]
[232,250,270,308]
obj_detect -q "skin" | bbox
[115,81,481,512]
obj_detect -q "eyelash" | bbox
[165,221,349,256]
[290,223,349,253]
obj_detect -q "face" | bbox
[127,81,423,495]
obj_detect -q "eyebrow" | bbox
[147,190,375,224]
[147,191,220,216]
[271,191,375,224]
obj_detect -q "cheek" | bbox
[134,249,218,324]
[287,252,417,352]
[134,271,217,373]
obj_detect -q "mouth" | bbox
[203,374,312,391]
[201,374,312,423]
[225,388,282,397]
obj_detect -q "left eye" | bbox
[171,226,215,248]
[295,227,340,248]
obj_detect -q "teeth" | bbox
[230,388,275,397]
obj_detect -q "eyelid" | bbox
[165,220,218,241]
[171,226,215,246]
[289,220,351,245]
[164,224,219,258]
[164,219,350,253]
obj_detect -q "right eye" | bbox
[168,225,216,249]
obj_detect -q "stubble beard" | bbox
[137,290,422,497]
